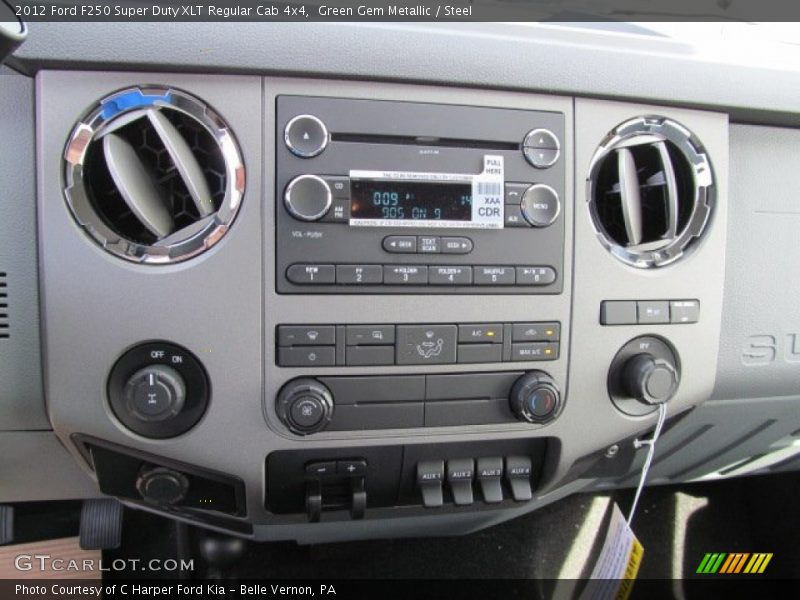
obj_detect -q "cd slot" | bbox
[331,132,519,151]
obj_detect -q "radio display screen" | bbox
[350,180,472,222]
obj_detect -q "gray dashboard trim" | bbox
[0,66,48,431]
[10,23,800,126]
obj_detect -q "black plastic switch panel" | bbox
[458,324,503,343]
[600,301,637,325]
[670,299,700,323]
[505,456,533,502]
[446,458,475,506]
[345,345,394,366]
[512,322,560,342]
[278,325,336,346]
[457,343,503,364]
[337,459,367,477]
[476,457,504,504]
[417,460,444,508]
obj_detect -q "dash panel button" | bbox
[637,301,670,325]
[670,300,700,324]
[396,325,457,366]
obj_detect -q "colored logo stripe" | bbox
[744,553,773,574]
[697,552,773,574]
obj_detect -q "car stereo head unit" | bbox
[276,96,566,294]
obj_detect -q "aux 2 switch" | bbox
[447,459,475,506]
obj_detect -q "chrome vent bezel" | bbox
[63,86,245,265]
[586,116,714,269]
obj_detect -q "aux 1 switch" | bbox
[417,460,444,508]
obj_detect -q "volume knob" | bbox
[284,174,332,221]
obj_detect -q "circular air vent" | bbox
[63,87,245,264]
[587,116,713,268]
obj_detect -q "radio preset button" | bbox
[284,114,328,158]
[287,264,336,285]
[321,198,350,223]
[384,265,428,285]
[336,265,383,285]
[324,176,350,199]
[505,183,530,205]
[521,184,560,227]
[516,266,556,285]
[474,266,515,285]
[429,266,472,285]
[441,237,473,254]
[284,175,332,221]
[503,203,530,228]
[383,236,417,253]
[418,236,441,253]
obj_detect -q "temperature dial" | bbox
[509,371,561,424]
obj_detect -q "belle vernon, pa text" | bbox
[15,584,338,597]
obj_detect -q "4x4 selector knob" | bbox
[276,378,334,435]
[623,353,679,404]
[509,371,561,424]
[124,364,186,422]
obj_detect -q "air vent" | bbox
[587,116,713,268]
[0,272,8,338]
[64,87,245,264]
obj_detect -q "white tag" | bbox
[580,503,644,600]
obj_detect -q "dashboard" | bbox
[1,22,799,545]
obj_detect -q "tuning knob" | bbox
[509,371,561,424]
[276,378,334,435]
[622,353,679,404]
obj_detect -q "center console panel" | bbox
[36,72,727,544]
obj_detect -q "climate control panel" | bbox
[276,371,562,435]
